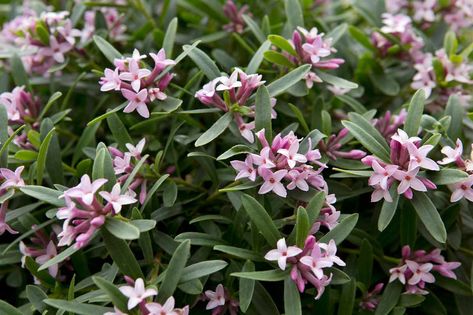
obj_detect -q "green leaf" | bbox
[288,103,310,133]
[36,128,55,185]
[131,219,156,232]
[185,46,221,80]
[242,14,266,43]
[284,0,304,31]
[317,71,358,89]
[213,245,263,261]
[241,194,281,245]
[0,106,8,167]
[231,269,289,281]
[374,281,402,315]
[87,102,127,127]
[38,245,80,271]
[445,94,464,140]
[72,123,101,165]
[284,278,302,315]
[92,144,116,190]
[217,144,253,160]
[20,186,65,207]
[195,112,233,147]
[378,183,400,231]
[11,54,30,90]
[337,279,356,315]
[121,154,149,193]
[247,40,272,74]
[306,191,325,225]
[158,240,190,302]
[330,268,351,285]
[255,85,272,141]
[38,91,62,120]
[40,119,64,185]
[370,73,400,96]
[263,51,294,67]
[92,276,128,312]
[435,277,472,296]
[179,260,228,283]
[268,35,297,56]
[163,17,178,57]
[266,64,311,97]
[357,239,373,286]
[0,300,23,315]
[319,213,358,245]
[399,294,426,307]
[163,180,178,207]
[239,261,255,312]
[93,35,122,64]
[348,25,375,51]
[342,115,390,162]
[247,282,281,315]
[104,217,141,240]
[102,229,144,279]
[432,169,469,185]
[405,90,426,137]
[175,232,226,246]
[26,285,48,312]
[335,95,367,114]
[443,31,458,56]
[141,174,170,210]
[295,206,310,248]
[44,299,112,315]
[106,113,133,151]
[410,192,447,244]
[327,23,348,45]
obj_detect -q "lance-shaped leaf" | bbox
[239,261,255,312]
[319,213,358,245]
[185,46,221,80]
[405,89,425,137]
[195,112,233,147]
[241,194,281,245]
[378,183,400,231]
[158,240,191,302]
[410,192,447,244]
[284,278,302,315]
[255,85,272,142]
[93,35,122,64]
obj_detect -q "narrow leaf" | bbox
[195,112,233,147]
[241,194,281,245]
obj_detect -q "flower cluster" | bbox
[105,277,189,315]
[231,129,326,197]
[265,237,345,299]
[372,13,424,61]
[109,138,150,204]
[373,109,407,140]
[203,284,239,315]
[318,128,367,160]
[438,139,473,202]
[56,175,136,249]
[1,9,82,74]
[362,129,438,202]
[195,68,270,142]
[222,0,248,34]
[411,49,473,102]
[389,245,461,295]
[285,27,345,88]
[19,225,64,279]
[0,166,25,235]
[359,283,384,311]
[79,0,127,42]
[99,48,176,118]
[386,0,473,32]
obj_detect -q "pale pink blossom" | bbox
[100,68,122,92]
[119,278,157,310]
[319,240,346,267]
[205,284,226,310]
[99,183,137,213]
[62,174,107,205]
[438,139,463,165]
[277,141,307,169]
[0,166,25,190]
[216,70,242,91]
[368,160,398,190]
[119,60,151,92]
[230,155,257,181]
[251,147,276,169]
[34,241,58,277]
[148,88,167,101]
[406,260,435,285]
[39,35,71,63]
[150,49,176,70]
[406,143,439,171]
[449,175,473,202]
[389,264,408,284]
[258,168,288,197]
[146,297,177,315]
[126,138,146,159]
[299,245,333,279]
[393,168,427,195]
[121,88,149,118]
[264,238,302,270]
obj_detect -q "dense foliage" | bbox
[0,0,473,314]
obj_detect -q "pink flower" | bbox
[433,261,461,279]
[216,70,242,91]
[99,183,137,213]
[230,155,256,181]
[299,245,333,279]
[119,60,151,92]
[368,160,398,190]
[251,147,276,169]
[121,88,150,118]
[113,154,132,175]
[371,185,393,202]
[238,121,255,143]
[391,129,420,145]
[406,143,439,171]
[393,168,427,196]
[119,278,157,310]
[62,174,107,205]
[146,296,177,315]
[277,141,307,169]
[0,166,25,191]
[149,49,176,70]
[128,49,147,62]
[126,138,146,159]
[35,241,58,277]
[302,38,331,64]
[438,139,463,165]
[205,284,226,310]
[258,168,288,197]
[304,72,322,88]
[287,170,309,191]
[39,36,71,63]
[412,0,436,22]
[449,175,473,202]
[148,88,167,101]
[389,264,408,284]
[264,238,302,270]
[100,68,121,92]
[381,13,412,34]
[319,239,345,267]
[104,307,128,315]
[405,260,435,285]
